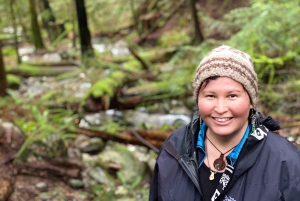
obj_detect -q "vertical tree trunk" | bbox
[39,0,65,42]
[75,0,94,57]
[190,0,204,45]
[130,0,141,36]
[9,0,21,64]
[71,0,77,49]
[0,41,8,97]
[29,0,45,50]
[16,3,30,42]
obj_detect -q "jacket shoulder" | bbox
[265,131,300,163]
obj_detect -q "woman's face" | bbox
[198,77,252,138]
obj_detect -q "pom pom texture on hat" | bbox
[192,45,258,106]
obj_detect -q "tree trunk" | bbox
[190,0,204,45]
[130,0,141,36]
[39,0,65,42]
[75,0,94,57]
[29,0,45,50]
[70,0,77,49]
[0,41,8,97]
[9,0,21,64]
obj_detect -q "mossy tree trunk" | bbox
[190,0,204,45]
[39,0,65,43]
[75,0,94,57]
[0,41,8,97]
[9,0,21,64]
[29,0,45,50]
[70,0,77,49]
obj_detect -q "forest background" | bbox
[0,0,300,200]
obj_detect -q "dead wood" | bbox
[136,0,186,44]
[77,127,171,150]
[14,158,84,182]
[128,46,150,70]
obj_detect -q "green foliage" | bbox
[98,119,124,136]
[226,0,300,56]
[1,46,17,56]
[51,23,74,47]
[158,28,190,48]
[92,185,116,200]
[14,105,79,161]
[7,74,21,89]
[86,0,134,32]
[117,172,143,193]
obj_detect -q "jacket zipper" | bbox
[180,157,201,193]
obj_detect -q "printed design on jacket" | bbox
[220,173,230,190]
[250,126,268,140]
[223,195,236,201]
[211,189,220,200]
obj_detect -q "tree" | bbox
[75,0,94,57]
[0,41,8,97]
[29,0,45,50]
[190,0,204,45]
[39,0,65,43]
[9,0,21,64]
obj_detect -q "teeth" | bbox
[214,118,231,122]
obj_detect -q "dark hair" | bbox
[199,76,220,91]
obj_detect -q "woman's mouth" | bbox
[213,117,233,122]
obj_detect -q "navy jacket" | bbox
[149,111,300,201]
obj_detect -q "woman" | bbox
[149,45,300,201]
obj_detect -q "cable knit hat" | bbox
[192,45,258,106]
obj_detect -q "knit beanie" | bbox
[192,45,258,106]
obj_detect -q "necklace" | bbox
[206,136,237,171]
[206,151,216,180]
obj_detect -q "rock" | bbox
[67,147,82,159]
[88,166,115,186]
[74,134,91,147]
[31,133,67,159]
[35,182,48,192]
[0,122,22,138]
[38,192,53,200]
[78,137,104,153]
[82,153,99,167]
[69,179,84,189]
[287,136,296,142]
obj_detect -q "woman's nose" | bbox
[214,99,228,113]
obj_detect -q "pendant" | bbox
[213,154,226,171]
[209,171,215,180]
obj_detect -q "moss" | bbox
[7,74,21,89]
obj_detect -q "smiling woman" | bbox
[149,45,300,201]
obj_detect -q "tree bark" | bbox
[29,0,45,50]
[39,0,65,42]
[70,0,77,49]
[9,0,21,64]
[190,0,204,45]
[0,41,8,97]
[75,0,94,57]
[130,0,141,36]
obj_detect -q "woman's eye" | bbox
[207,95,214,98]
[229,94,237,98]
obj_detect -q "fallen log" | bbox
[77,127,172,151]
[14,158,84,182]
